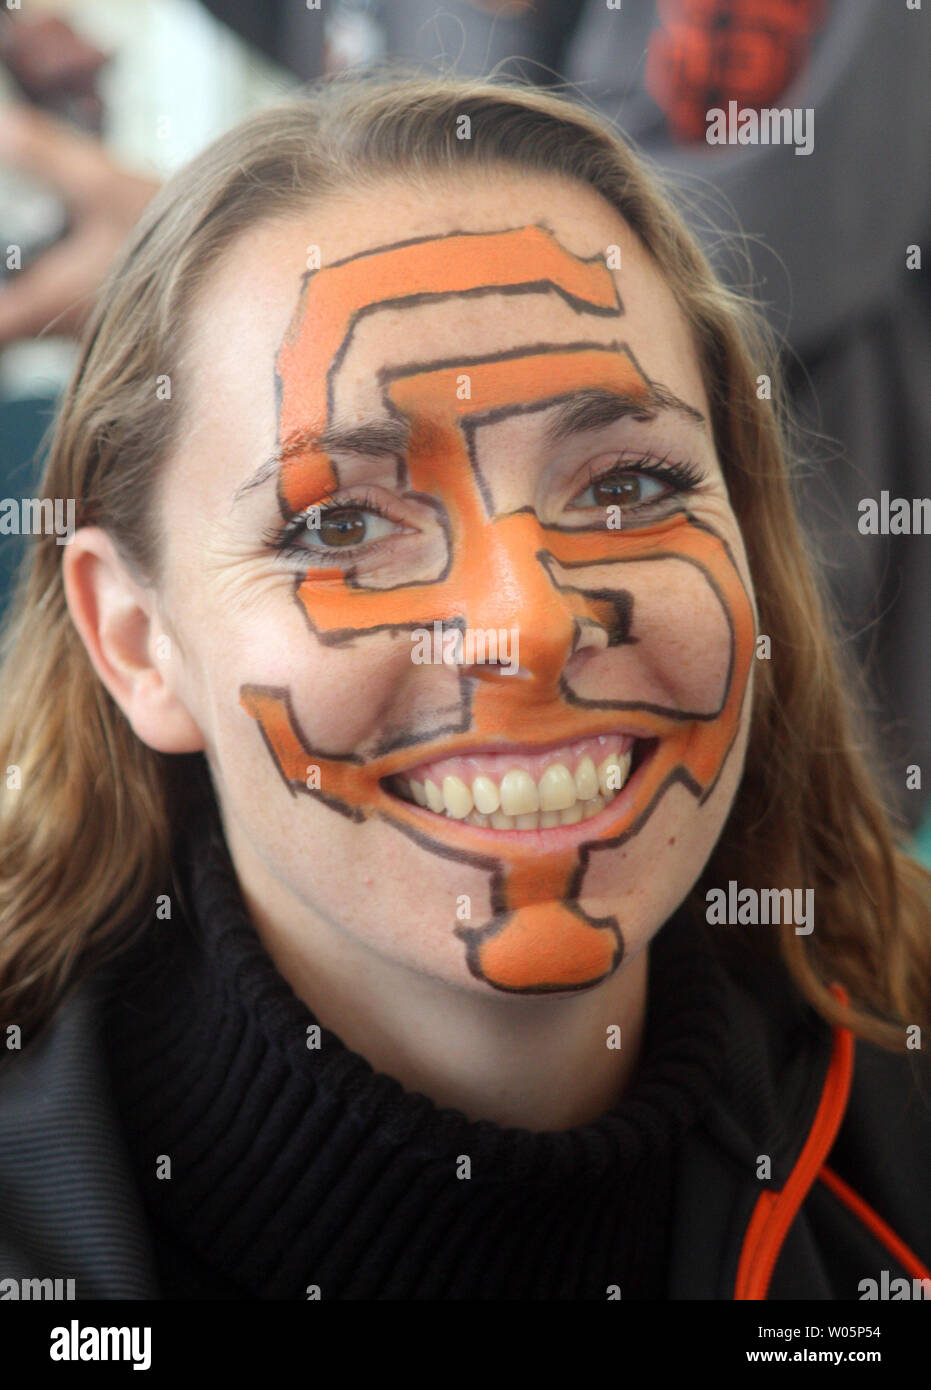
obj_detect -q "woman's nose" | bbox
[456,512,601,693]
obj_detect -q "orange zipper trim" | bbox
[734,983,854,1300]
[818,1164,931,1282]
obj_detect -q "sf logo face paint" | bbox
[241,225,755,993]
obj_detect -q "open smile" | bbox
[384,732,658,834]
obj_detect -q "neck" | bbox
[224,815,649,1132]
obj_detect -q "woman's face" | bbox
[152,169,756,996]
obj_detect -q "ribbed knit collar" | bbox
[102,798,732,1300]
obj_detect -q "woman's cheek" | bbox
[563,549,735,714]
[575,704,751,980]
[568,529,755,938]
[202,610,411,767]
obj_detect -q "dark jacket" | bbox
[1,948,928,1300]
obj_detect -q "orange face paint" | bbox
[241,225,755,992]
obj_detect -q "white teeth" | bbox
[537,762,576,812]
[597,751,631,796]
[402,741,638,827]
[410,779,428,807]
[613,751,632,792]
[574,755,599,802]
[471,775,500,815]
[442,775,473,819]
[597,752,623,798]
[499,768,539,817]
[424,778,445,813]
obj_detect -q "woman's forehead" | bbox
[196,170,692,341]
[181,177,708,491]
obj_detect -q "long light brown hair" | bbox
[1,69,927,1049]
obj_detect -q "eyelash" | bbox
[574,453,704,507]
[262,488,398,565]
[262,457,704,563]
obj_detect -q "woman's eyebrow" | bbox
[541,384,706,447]
[231,420,409,505]
[232,383,706,505]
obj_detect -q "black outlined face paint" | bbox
[241,225,755,992]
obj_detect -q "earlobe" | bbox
[62,526,205,755]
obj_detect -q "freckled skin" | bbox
[239,224,755,992]
[146,173,758,1013]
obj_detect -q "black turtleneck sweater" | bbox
[101,804,731,1300]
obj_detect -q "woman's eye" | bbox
[304,506,400,550]
[569,469,669,511]
[263,493,417,567]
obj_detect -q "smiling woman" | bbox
[0,69,928,1303]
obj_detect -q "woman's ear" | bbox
[62,526,205,754]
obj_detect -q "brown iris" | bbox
[318,508,367,547]
[592,472,645,507]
